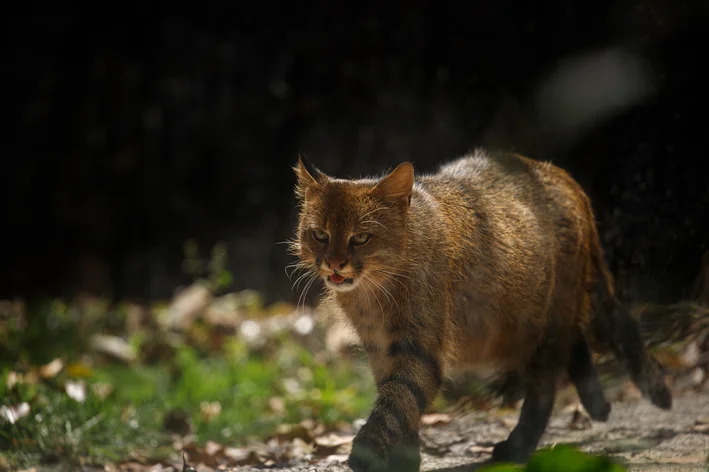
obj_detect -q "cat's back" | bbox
[413,149,592,270]
[434,149,541,196]
[420,149,586,219]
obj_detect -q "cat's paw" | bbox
[491,439,531,465]
[348,431,421,472]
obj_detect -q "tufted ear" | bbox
[293,155,325,199]
[372,162,414,205]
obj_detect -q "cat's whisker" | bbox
[285,262,308,280]
[357,206,391,223]
[360,273,385,314]
[295,273,312,311]
[368,276,400,312]
[371,267,412,282]
[360,220,389,231]
[292,268,316,292]
[298,272,319,313]
[369,268,411,293]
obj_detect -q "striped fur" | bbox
[291,150,671,470]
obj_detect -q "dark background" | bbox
[4,1,708,306]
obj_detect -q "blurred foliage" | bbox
[481,446,626,472]
[0,292,374,469]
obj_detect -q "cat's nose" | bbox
[325,255,349,270]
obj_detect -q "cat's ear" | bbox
[293,155,325,199]
[372,162,414,205]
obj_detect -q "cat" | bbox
[290,150,671,471]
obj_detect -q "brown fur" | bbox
[290,150,671,470]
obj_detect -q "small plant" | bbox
[480,445,626,472]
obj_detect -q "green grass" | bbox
[0,296,630,471]
[480,445,626,472]
[0,300,376,469]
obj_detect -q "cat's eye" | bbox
[350,232,371,246]
[312,229,329,243]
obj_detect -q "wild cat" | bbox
[289,150,671,471]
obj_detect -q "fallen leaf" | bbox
[421,413,452,427]
[199,401,221,422]
[92,382,114,400]
[90,334,137,363]
[693,418,709,433]
[6,371,39,389]
[313,433,354,456]
[39,358,64,378]
[323,454,349,464]
[168,284,213,330]
[0,402,30,424]
[66,380,87,403]
[66,361,94,378]
[314,433,355,448]
[204,440,222,456]
[272,423,313,443]
[5,371,20,389]
[289,437,314,457]
[469,444,494,454]
[268,396,286,414]
[223,447,254,463]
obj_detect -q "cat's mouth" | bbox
[323,271,359,291]
[328,273,354,284]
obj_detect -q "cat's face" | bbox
[291,158,414,294]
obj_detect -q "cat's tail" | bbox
[588,230,673,410]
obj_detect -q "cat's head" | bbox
[290,156,414,294]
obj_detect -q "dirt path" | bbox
[237,391,709,472]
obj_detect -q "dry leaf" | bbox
[167,284,213,330]
[469,445,494,454]
[66,362,94,378]
[0,402,30,424]
[313,433,354,456]
[92,382,114,400]
[199,401,221,422]
[314,433,355,448]
[204,441,222,456]
[66,380,87,403]
[39,358,64,378]
[223,447,255,463]
[693,418,709,433]
[272,423,313,443]
[5,371,20,389]
[268,396,286,414]
[90,334,137,363]
[421,413,452,427]
[289,437,314,457]
[323,454,349,464]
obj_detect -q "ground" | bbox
[2,288,707,472]
[233,391,708,472]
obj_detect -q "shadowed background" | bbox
[4,1,708,306]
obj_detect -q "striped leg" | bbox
[349,337,442,472]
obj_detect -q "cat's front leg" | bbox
[349,337,443,472]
